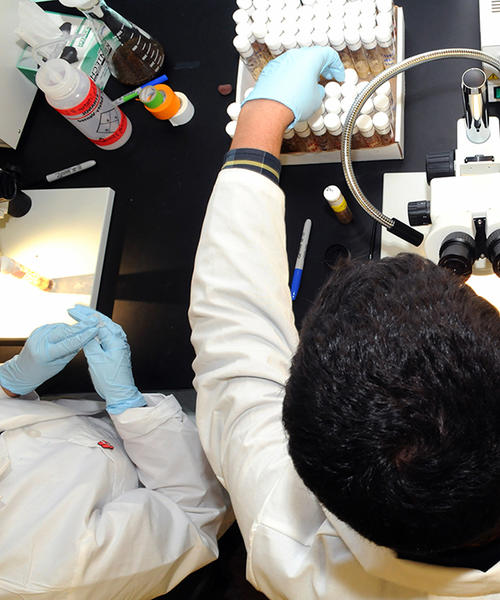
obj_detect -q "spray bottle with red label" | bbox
[36,58,132,149]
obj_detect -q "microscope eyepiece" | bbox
[438,232,476,279]
[486,230,500,277]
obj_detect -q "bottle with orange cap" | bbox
[138,84,195,126]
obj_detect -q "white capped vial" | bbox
[297,30,313,47]
[284,0,300,7]
[281,32,298,50]
[252,9,269,24]
[360,0,376,15]
[253,0,270,11]
[323,184,353,224]
[360,27,385,75]
[298,5,315,20]
[232,8,251,24]
[282,20,299,36]
[297,18,314,34]
[359,14,377,29]
[356,114,379,147]
[373,92,391,114]
[375,25,396,67]
[225,120,237,138]
[343,14,361,31]
[343,68,359,86]
[376,12,394,29]
[312,30,329,47]
[344,0,362,16]
[340,82,357,100]
[265,33,284,56]
[226,102,241,120]
[314,5,331,21]
[311,18,330,34]
[267,22,284,37]
[328,30,355,70]
[325,96,342,114]
[375,0,393,15]
[324,112,342,134]
[344,28,371,80]
[340,95,354,114]
[237,0,253,10]
[325,80,342,99]
[372,110,394,144]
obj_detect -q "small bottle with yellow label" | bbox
[323,185,353,224]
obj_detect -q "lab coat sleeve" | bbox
[62,392,232,599]
[189,168,300,542]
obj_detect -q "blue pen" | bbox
[291,219,312,301]
[112,75,169,105]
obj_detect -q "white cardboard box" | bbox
[235,6,405,164]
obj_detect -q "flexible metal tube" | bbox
[341,48,500,229]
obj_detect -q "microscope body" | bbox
[424,117,500,276]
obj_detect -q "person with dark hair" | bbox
[189,45,500,599]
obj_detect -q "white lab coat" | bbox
[0,389,232,600]
[189,167,500,600]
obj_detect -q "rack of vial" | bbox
[229,0,405,164]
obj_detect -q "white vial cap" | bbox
[340,96,354,114]
[311,18,329,34]
[376,0,393,13]
[343,68,359,86]
[297,18,314,33]
[324,112,342,134]
[360,98,374,115]
[283,127,295,139]
[344,28,361,47]
[340,83,357,100]
[312,30,329,46]
[314,5,331,20]
[301,0,315,4]
[309,115,326,131]
[359,27,376,45]
[232,9,250,24]
[298,5,315,19]
[356,114,374,134]
[376,80,392,97]
[225,120,237,138]
[253,0,270,10]
[323,184,342,203]
[267,22,284,37]
[252,9,269,24]
[233,35,251,54]
[345,0,362,14]
[294,120,309,132]
[374,25,392,44]
[360,0,376,11]
[265,32,282,50]
[359,14,376,29]
[282,20,299,35]
[297,30,313,47]
[373,93,390,112]
[325,96,342,115]
[226,102,241,120]
[284,0,300,7]
[372,110,391,133]
[237,0,253,9]
[267,8,284,23]
[281,33,297,49]
[325,80,342,98]
[328,29,345,49]
[243,86,255,99]
[282,8,299,22]
[343,15,360,30]
[252,22,268,40]
[376,12,394,29]
[269,0,285,7]
[235,22,252,37]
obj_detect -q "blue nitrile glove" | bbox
[68,306,145,415]
[0,320,99,395]
[243,46,345,127]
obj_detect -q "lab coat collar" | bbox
[323,508,500,597]
[0,397,106,432]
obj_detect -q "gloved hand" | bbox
[0,320,99,395]
[243,46,345,127]
[68,305,146,415]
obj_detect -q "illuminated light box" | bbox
[0,187,114,339]
[381,172,500,311]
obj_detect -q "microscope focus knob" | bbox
[426,151,455,183]
[408,201,431,226]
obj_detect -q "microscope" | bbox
[380,67,500,283]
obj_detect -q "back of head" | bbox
[283,253,500,555]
